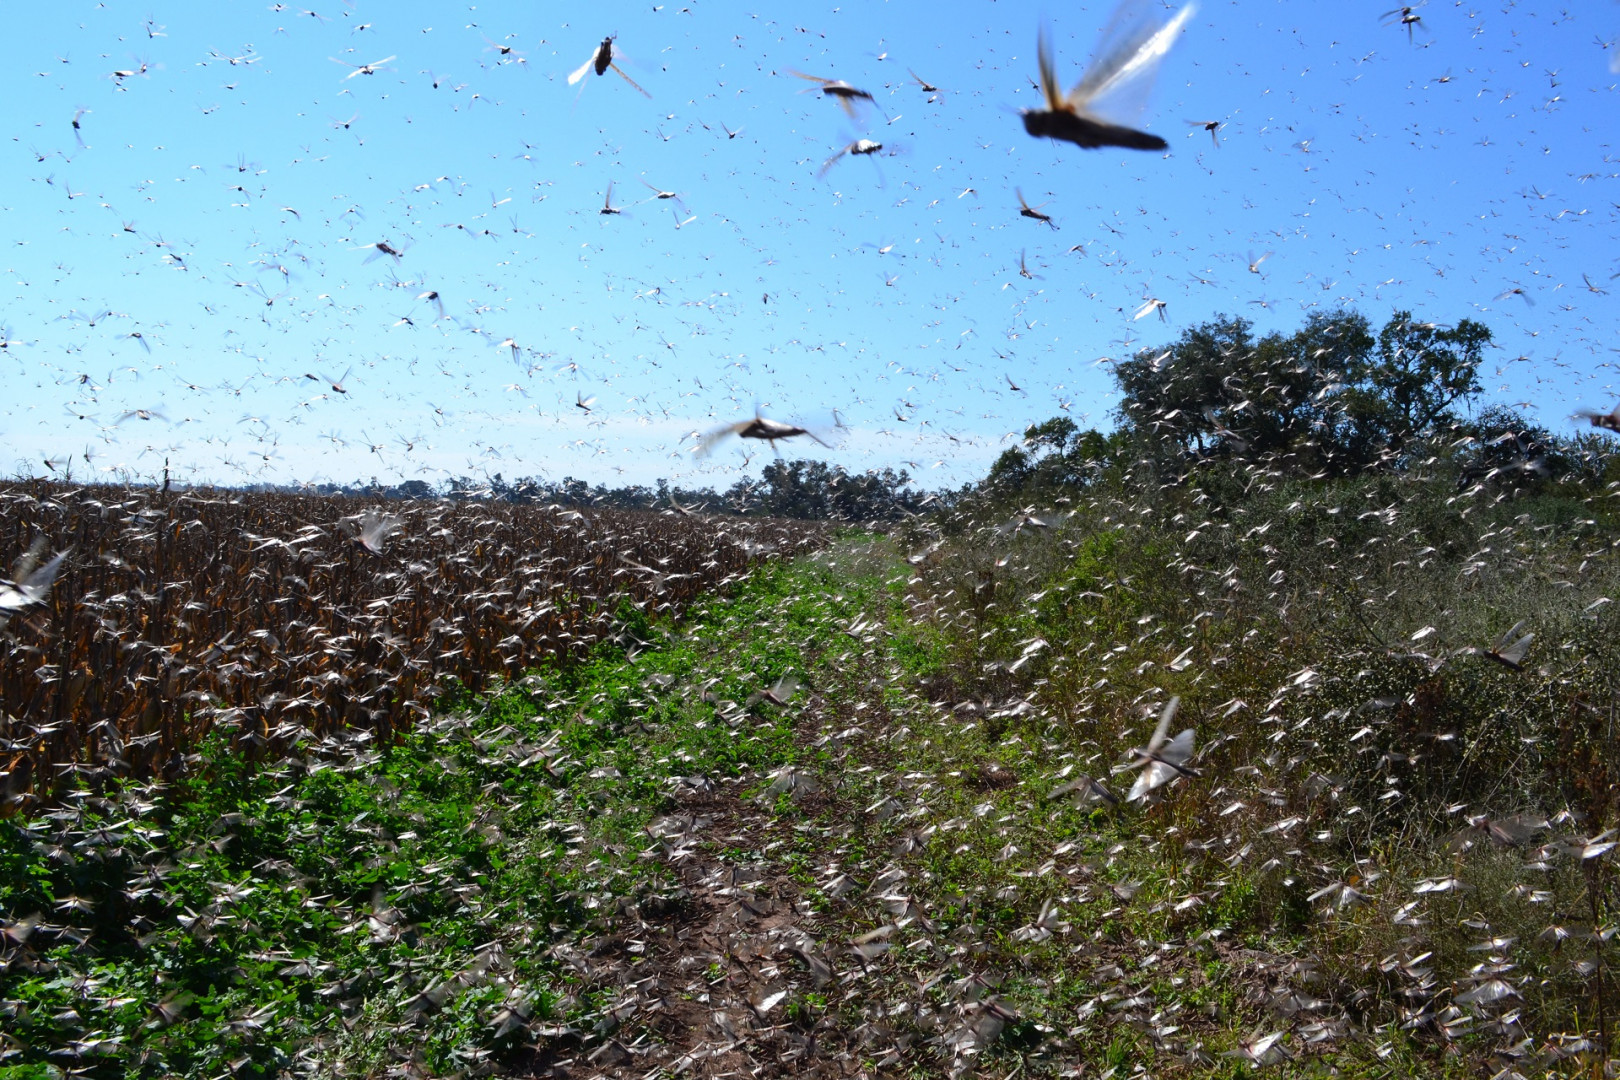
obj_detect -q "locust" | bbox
[1022,2,1194,152]
[568,35,650,98]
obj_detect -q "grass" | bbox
[858,463,1620,1074]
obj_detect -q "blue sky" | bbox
[3,0,1617,491]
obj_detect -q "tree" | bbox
[1112,316,1255,457]
[756,459,922,521]
[1343,313,1490,463]
[984,418,1118,495]
[397,479,434,500]
[1112,308,1487,475]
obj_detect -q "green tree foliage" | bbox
[984,417,1120,495]
[1343,314,1491,462]
[432,461,927,522]
[755,458,925,521]
[1452,403,1620,493]
[1112,308,1490,474]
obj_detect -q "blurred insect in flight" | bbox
[746,673,800,708]
[361,240,404,263]
[696,412,833,457]
[1022,2,1194,152]
[1224,1027,1290,1066]
[638,179,685,208]
[347,509,401,556]
[1126,696,1199,802]
[0,539,69,624]
[1575,405,1620,434]
[1482,621,1534,670]
[1381,5,1425,43]
[331,55,394,80]
[483,36,526,65]
[1016,188,1057,228]
[1187,118,1222,148]
[568,36,650,98]
[819,138,884,178]
[304,366,354,394]
[908,68,940,99]
[791,72,884,119]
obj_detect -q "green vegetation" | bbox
[1113,308,1491,472]
[7,466,1620,1075]
[317,459,933,522]
[6,309,1620,1077]
[987,309,1612,499]
[0,558,867,1077]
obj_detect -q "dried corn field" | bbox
[0,482,828,807]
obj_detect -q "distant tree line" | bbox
[281,459,935,523]
[50,307,1613,520]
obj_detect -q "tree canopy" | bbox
[984,417,1121,496]
[1111,309,1490,474]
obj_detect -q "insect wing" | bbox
[611,63,651,98]
[1583,837,1618,860]
[1250,1031,1285,1057]
[1146,695,1179,754]
[1158,727,1196,770]
[818,145,850,178]
[695,422,743,457]
[10,537,45,584]
[1084,775,1119,805]
[1490,621,1533,667]
[1068,1,1194,117]
[1456,979,1518,1006]
[1486,814,1546,846]
[1128,759,1177,802]
[770,674,800,704]
[567,52,595,86]
[1128,698,1188,801]
[1495,632,1533,667]
[2,543,67,611]
[1035,30,1066,112]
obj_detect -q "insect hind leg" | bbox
[611,63,651,98]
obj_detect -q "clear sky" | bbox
[2,0,1617,491]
